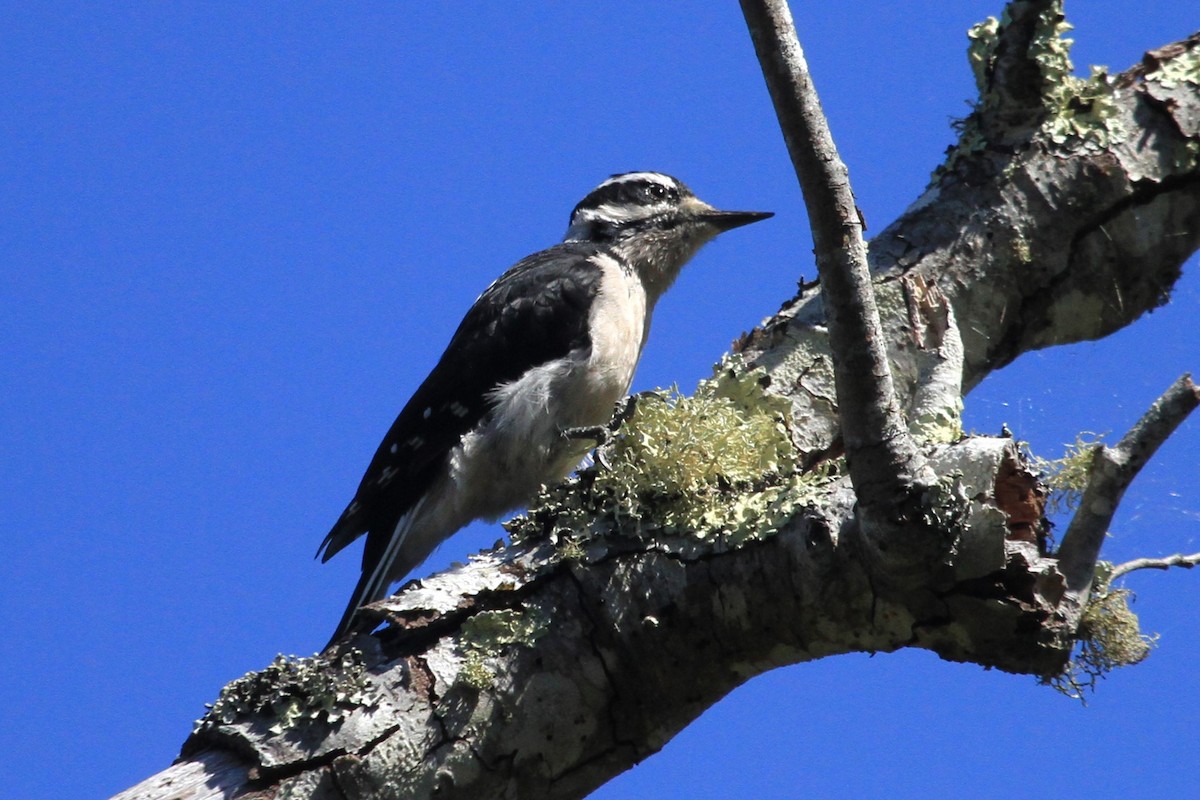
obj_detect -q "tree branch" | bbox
[112,750,248,800]
[737,28,1200,432]
[739,0,926,512]
[137,436,1058,800]
[1056,374,1200,598]
[903,275,965,442]
[1110,552,1200,582]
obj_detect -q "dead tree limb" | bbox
[1056,375,1200,599]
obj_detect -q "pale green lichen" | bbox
[1031,432,1104,516]
[1050,562,1157,700]
[195,650,375,735]
[1010,232,1033,265]
[555,536,587,561]
[1144,45,1200,90]
[507,357,836,550]
[1029,435,1156,700]
[967,16,1001,95]
[457,608,550,690]
[939,3,1125,185]
[968,6,1083,115]
[1043,65,1124,152]
[1175,139,1200,171]
[909,397,965,445]
[1142,43,1200,172]
[1014,8,1124,152]
[1028,8,1077,94]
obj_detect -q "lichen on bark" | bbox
[507,357,840,550]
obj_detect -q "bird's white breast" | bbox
[580,251,648,420]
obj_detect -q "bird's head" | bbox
[564,172,772,297]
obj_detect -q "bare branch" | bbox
[1110,552,1200,582]
[112,750,248,800]
[739,0,924,510]
[1056,374,1200,596]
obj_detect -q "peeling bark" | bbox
[113,15,1200,800]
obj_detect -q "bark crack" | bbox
[562,566,639,759]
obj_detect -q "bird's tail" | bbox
[324,499,425,650]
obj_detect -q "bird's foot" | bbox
[563,391,669,471]
[563,424,611,447]
[563,424,614,470]
[616,390,669,424]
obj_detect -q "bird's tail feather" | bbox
[323,498,425,650]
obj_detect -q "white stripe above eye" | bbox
[574,200,669,225]
[595,171,676,191]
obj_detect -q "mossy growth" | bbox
[1042,64,1124,152]
[908,397,965,445]
[973,3,1123,149]
[1144,43,1200,90]
[506,357,837,551]
[1030,432,1104,516]
[1050,562,1157,699]
[194,650,375,735]
[941,2,1124,184]
[458,608,549,690]
[1142,41,1200,171]
[966,16,1002,96]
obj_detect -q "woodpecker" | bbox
[319,171,771,646]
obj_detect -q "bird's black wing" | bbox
[318,241,605,568]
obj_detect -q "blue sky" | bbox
[2,4,1196,798]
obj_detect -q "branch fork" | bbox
[1056,375,1200,606]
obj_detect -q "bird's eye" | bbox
[647,184,668,200]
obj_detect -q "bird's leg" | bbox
[607,395,637,434]
[562,424,611,447]
[562,390,658,445]
[562,390,668,470]
[562,423,613,470]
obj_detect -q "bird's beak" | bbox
[700,209,774,231]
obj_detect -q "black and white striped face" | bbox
[564,171,771,245]
[565,172,701,242]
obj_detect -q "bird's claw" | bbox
[563,391,669,471]
[563,424,614,470]
[563,424,611,447]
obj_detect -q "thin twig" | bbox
[739,0,924,509]
[1056,374,1200,597]
[1110,552,1200,582]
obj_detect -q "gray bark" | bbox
[113,17,1200,800]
